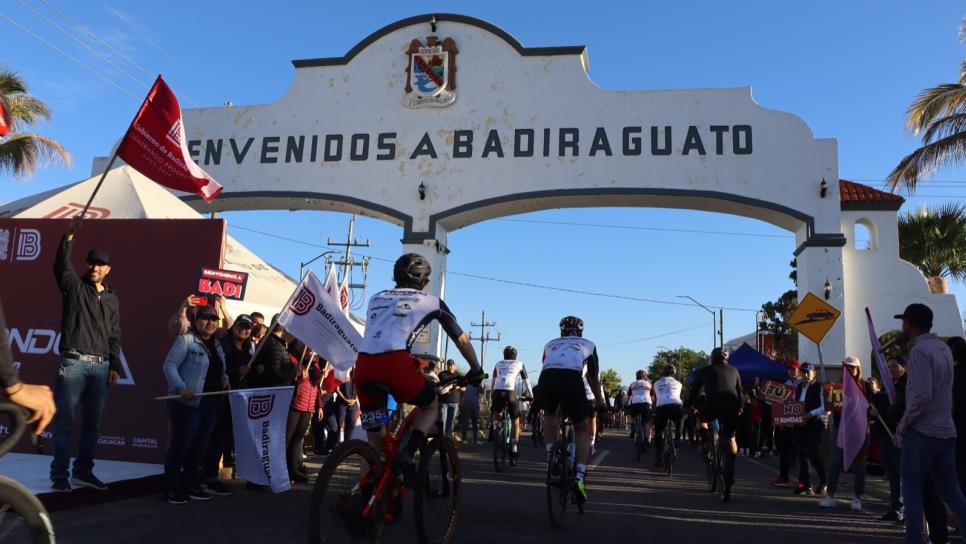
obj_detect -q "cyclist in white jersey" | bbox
[490,346,533,460]
[583,371,605,455]
[539,316,604,503]
[626,370,654,447]
[652,364,684,467]
[354,254,485,477]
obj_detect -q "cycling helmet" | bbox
[503,346,518,360]
[393,253,431,288]
[711,347,730,365]
[635,370,646,380]
[559,316,584,336]
[662,364,676,378]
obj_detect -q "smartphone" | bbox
[190,295,208,307]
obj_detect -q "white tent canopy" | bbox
[1,165,296,319]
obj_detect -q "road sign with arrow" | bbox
[789,292,841,344]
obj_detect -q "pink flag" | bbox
[866,307,896,404]
[836,366,870,470]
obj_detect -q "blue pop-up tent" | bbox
[686,343,787,384]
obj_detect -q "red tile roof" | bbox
[839,179,905,209]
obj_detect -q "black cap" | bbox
[195,306,219,320]
[86,249,110,265]
[235,314,253,327]
[894,303,933,330]
[800,362,815,373]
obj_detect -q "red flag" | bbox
[116,76,222,201]
[0,94,10,137]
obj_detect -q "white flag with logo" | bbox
[338,272,351,315]
[228,386,294,493]
[277,270,362,372]
[322,263,339,302]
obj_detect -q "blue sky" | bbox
[3,0,966,382]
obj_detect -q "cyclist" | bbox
[652,364,684,467]
[583,372,605,455]
[539,316,605,503]
[354,254,485,478]
[687,347,742,498]
[490,346,534,461]
[626,370,653,449]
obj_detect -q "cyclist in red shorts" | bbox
[354,254,485,476]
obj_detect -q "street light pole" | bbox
[678,295,717,350]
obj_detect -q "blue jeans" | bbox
[49,358,109,481]
[901,430,966,544]
[875,431,902,511]
[164,397,218,495]
[826,436,869,498]
[441,403,458,438]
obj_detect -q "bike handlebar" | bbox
[436,373,488,389]
[0,403,32,458]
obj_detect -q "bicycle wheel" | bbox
[663,428,675,477]
[493,426,506,472]
[704,440,717,492]
[635,424,645,463]
[719,448,732,504]
[0,477,53,544]
[308,439,384,544]
[545,446,568,528]
[415,435,461,544]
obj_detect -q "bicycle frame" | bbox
[361,403,423,520]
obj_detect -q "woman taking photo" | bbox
[161,306,229,504]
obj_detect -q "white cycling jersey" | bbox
[359,288,462,354]
[542,336,598,372]
[627,379,653,405]
[492,360,529,391]
[653,376,684,407]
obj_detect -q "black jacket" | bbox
[249,334,294,388]
[221,336,254,389]
[54,237,122,373]
[797,380,825,416]
[871,375,906,435]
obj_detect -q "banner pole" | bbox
[78,151,120,221]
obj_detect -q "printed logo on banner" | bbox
[97,435,127,447]
[290,287,316,316]
[131,437,159,449]
[248,394,276,419]
[8,229,42,261]
[166,118,184,147]
[43,202,112,220]
[0,229,9,261]
[404,36,458,109]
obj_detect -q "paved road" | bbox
[50,430,906,543]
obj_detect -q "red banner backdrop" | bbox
[0,218,226,463]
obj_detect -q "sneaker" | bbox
[165,492,189,505]
[51,478,71,492]
[771,476,790,487]
[204,481,233,497]
[880,510,902,522]
[71,473,107,491]
[850,497,862,511]
[575,479,588,503]
[188,487,211,501]
[794,481,811,495]
[818,495,837,508]
[813,485,827,496]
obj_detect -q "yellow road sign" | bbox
[789,292,842,344]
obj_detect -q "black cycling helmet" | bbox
[711,347,730,365]
[662,364,676,378]
[393,253,431,289]
[635,369,646,380]
[503,346,517,360]
[559,316,584,336]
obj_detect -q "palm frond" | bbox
[0,70,27,97]
[899,202,966,281]
[5,95,50,129]
[887,131,966,192]
[905,84,966,135]
[0,132,72,179]
[922,113,966,143]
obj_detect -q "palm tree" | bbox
[0,68,71,179]
[898,202,966,293]
[887,19,966,193]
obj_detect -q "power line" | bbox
[17,0,149,91]
[598,323,709,347]
[226,223,759,312]
[0,9,139,100]
[101,0,222,103]
[33,0,198,107]
[498,218,792,239]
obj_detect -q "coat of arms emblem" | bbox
[404,37,458,109]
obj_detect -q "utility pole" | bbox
[719,308,724,350]
[470,310,501,370]
[326,215,372,308]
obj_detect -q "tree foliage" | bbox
[599,368,622,397]
[647,347,708,382]
[887,19,966,192]
[760,289,799,362]
[898,202,966,283]
[0,68,71,179]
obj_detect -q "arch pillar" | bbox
[401,226,450,360]
[795,240,846,373]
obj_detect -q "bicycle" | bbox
[308,374,472,544]
[702,420,731,503]
[661,420,678,477]
[530,409,544,447]
[492,396,531,472]
[632,415,646,462]
[546,414,583,528]
[0,402,55,543]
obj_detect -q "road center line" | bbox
[589,449,610,469]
